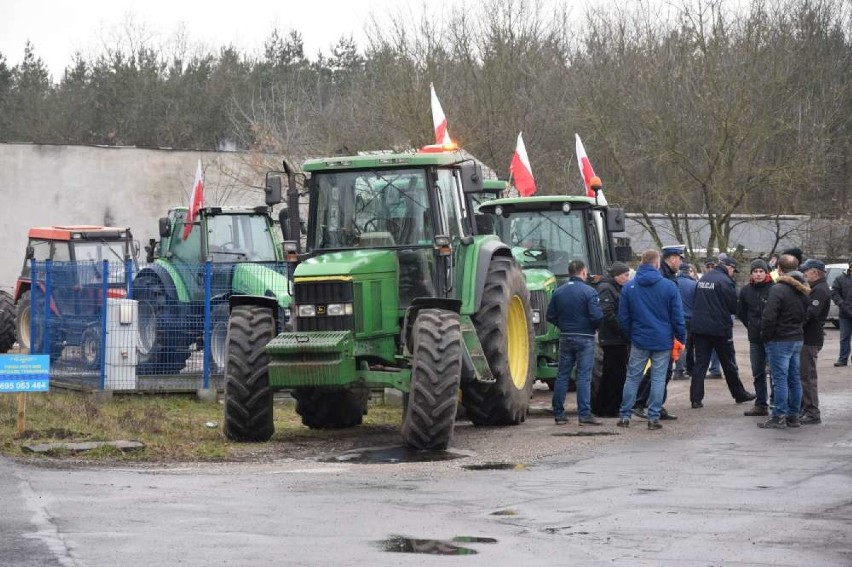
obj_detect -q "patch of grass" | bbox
[0,391,402,462]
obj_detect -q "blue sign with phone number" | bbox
[0,355,50,392]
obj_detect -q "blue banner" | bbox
[0,355,50,392]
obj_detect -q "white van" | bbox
[825,263,849,328]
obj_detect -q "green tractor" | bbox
[133,182,291,375]
[222,149,535,450]
[478,195,629,389]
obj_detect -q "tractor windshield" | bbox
[311,169,433,250]
[207,213,278,262]
[73,240,130,284]
[493,211,588,277]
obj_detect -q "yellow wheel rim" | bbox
[507,295,530,390]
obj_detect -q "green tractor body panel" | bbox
[231,264,290,308]
[152,258,192,302]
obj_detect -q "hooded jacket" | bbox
[691,265,738,337]
[595,275,628,346]
[803,276,830,347]
[736,275,774,343]
[618,263,686,351]
[830,270,852,319]
[762,273,810,342]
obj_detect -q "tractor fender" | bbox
[229,295,281,330]
[472,240,512,313]
[133,264,181,303]
[401,297,462,355]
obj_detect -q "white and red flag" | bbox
[575,133,605,203]
[510,132,537,197]
[430,83,452,145]
[182,159,204,240]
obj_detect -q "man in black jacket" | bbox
[800,259,830,424]
[736,259,774,416]
[690,256,755,408]
[758,254,810,429]
[830,260,852,366]
[592,262,631,417]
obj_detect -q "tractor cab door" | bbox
[167,210,205,301]
[585,208,611,279]
[433,168,469,299]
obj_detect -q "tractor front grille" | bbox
[529,290,549,336]
[294,280,355,332]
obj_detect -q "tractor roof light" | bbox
[418,142,459,153]
[561,202,572,214]
[434,235,452,256]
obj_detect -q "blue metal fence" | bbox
[27,260,290,392]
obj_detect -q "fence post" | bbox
[43,260,52,359]
[125,258,133,298]
[99,260,109,390]
[202,261,212,390]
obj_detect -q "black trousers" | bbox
[592,344,629,417]
[690,333,749,403]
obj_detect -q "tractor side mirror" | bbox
[278,208,289,241]
[158,217,172,238]
[25,245,35,260]
[606,207,625,232]
[265,173,283,206]
[459,162,484,194]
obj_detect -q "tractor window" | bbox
[436,169,464,238]
[207,214,277,262]
[311,169,433,250]
[52,242,71,262]
[493,211,588,277]
[73,241,127,284]
[169,211,202,264]
[20,239,52,279]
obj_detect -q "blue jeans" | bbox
[709,350,721,374]
[839,317,852,364]
[620,347,671,421]
[749,341,769,407]
[766,340,803,418]
[552,335,595,420]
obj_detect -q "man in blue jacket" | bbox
[547,260,604,426]
[617,249,686,430]
[690,256,756,408]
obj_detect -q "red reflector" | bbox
[107,288,127,299]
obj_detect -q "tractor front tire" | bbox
[15,290,32,351]
[401,308,462,450]
[223,305,276,442]
[293,387,368,429]
[463,256,535,426]
[134,277,192,375]
[0,290,16,353]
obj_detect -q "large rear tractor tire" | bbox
[16,290,32,352]
[134,277,192,375]
[223,304,276,442]
[401,308,462,450]
[0,290,16,353]
[15,290,63,361]
[462,256,535,425]
[293,387,368,429]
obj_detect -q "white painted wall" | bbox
[0,143,285,291]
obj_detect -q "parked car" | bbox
[825,263,849,328]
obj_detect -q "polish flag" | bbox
[430,83,452,145]
[575,133,605,203]
[182,160,204,240]
[510,132,537,197]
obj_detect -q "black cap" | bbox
[800,259,826,272]
[782,247,804,263]
[719,256,738,272]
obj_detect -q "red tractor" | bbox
[12,226,137,366]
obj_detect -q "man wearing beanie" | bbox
[758,254,810,429]
[592,262,631,417]
[737,258,775,416]
[800,259,830,424]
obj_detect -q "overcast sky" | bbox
[0,0,412,80]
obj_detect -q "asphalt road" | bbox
[2,327,851,566]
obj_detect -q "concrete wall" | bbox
[0,143,284,290]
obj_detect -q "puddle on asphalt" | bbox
[321,446,463,464]
[552,431,619,437]
[376,535,497,555]
[461,462,528,471]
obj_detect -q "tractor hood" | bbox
[522,269,557,293]
[231,264,291,308]
[294,250,398,279]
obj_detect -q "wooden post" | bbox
[16,392,26,436]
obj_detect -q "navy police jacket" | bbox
[691,265,738,337]
[546,276,603,337]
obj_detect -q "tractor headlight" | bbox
[532,310,541,324]
[298,304,316,317]
[283,308,291,321]
[327,303,354,316]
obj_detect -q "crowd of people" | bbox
[546,244,850,430]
